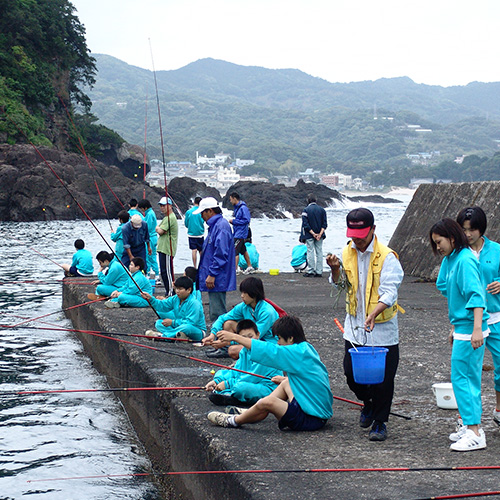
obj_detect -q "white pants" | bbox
[306,238,323,275]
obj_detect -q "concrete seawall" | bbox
[389,181,500,279]
[63,274,500,499]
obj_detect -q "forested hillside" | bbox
[87,55,500,185]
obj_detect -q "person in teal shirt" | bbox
[457,206,500,430]
[431,217,488,452]
[105,257,152,308]
[128,198,144,220]
[202,277,279,360]
[62,239,93,277]
[184,197,205,268]
[142,276,206,341]
[111,211,129,262]
[205,319,283,406]
[208,315,333,431]
[90,250,129,298]
[138,199,159,275]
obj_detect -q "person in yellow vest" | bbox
[326,208,404,442]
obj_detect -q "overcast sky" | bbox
[71,0,500,87]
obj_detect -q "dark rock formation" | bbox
[348,194,402,204]
[222,179,344,218]
[167,176,221,211]
[389,181,500,279]
[94,142,149,180]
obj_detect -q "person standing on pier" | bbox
[229,192,254,274]
[184,197,205,268]
[301,194,327,277]
[156,196,178,297]
[327,208,403,442]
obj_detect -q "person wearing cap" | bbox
[326,207,404,442]
[121,213,151,268]
[301,194,328,277]
[184,196,205,268]
[138,199,159,277]
[156,196,178,297]
[194,197,236,337]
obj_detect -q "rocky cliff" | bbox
[389,181,500,279]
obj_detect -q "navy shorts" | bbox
[69,266,84,277]
[188,237,204,251]
[278,398,327,431]
[234,238,246,255]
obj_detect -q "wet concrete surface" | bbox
[63,273,500,500]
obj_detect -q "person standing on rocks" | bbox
[326,208,403,442]
[194,196,236,326]
[301,194,327,277]
[184,196,205,268]
[156,196,178,297]
[229,192,254,274]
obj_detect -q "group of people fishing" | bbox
[62,199,499,451]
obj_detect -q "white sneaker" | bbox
[493,409,500,427]
[207,411,236,427]
[449,419,466,442]
[104,300,120,308]
[449,428,486,451]
[243,266,255,275]
[236,268,242,275]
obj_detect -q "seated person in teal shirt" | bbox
[105,257,152,308]
[208,315,333,431]
[205,319,283,407]
[61,239,93,277]
[142,276,206,341]
[88,250,129,299]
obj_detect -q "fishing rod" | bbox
[0,112,161,320]
[0,297,108,329]
[25,465,500,483]
[0,386,204,397]
[3,235,64,269]
[0,279,92,285]
[411,492,500,500]
[142,91,148,199]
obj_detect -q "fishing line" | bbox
[25,465,500,483]
[3,235,64,269]
[0,386,204,397]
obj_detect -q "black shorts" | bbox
[278,398,327,431]
[188,237,204,251]
[234,238,246,255]
[69,265,84,277]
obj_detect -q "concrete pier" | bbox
[64,273,500,500]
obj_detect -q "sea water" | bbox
[0,192,410,499]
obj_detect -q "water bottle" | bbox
[149,270,156,295]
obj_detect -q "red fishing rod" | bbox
[142,92,148,199]
[25,465,500,483]
[4,235,64,269]
[0,386,204,396]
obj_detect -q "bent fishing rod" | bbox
[1,111,161,319]
[25,465,500,483]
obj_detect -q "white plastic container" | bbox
[432,382,458,409]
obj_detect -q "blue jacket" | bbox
[121,221,150,253]
[71,248,93,275]
[232,200,251,239]
[97,257,129,289]
[250,340,333,420]
[119,270,152,296]
[143,208,158,242]
[111,224,124,258]
[301,203,327,241]
[212,300,279,343]
[436,247,489,334]
[184,206,205,237]
[478,237,500,315]
[150,293,206,331]
[197,214,236,293]
[128,208,144,219]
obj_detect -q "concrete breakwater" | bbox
[390,181,500,279]
[63,274,500,499]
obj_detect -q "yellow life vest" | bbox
[342,236,402,323]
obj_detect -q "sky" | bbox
[71,0,500,87]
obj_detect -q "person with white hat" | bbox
[194,197,236,356]
[121,213,151,268]
[156,196,178,297]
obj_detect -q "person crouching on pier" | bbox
[205,319,283,407]
[88,250,128,300]
[142,276,206,341]
[430,218,488,451]
[207,315,333,431]
[104,257,152,308]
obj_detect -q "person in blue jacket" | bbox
[138,199,159,276]
[121,214,151,268]
[430,217,489,452]
[229,192,254,274]
[89,250,129,298]
[202,276,279,360]
[208,315,333,431]
[142,276,206,340]
[205,319,283,407]
[111,211,129,261]
[105,257,152,308]
[194,197,236,322]
[184,197,205,268]
[61,239,93,277]
[457,206,500,429]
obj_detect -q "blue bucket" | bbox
[349,347,388,384]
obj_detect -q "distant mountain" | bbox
[86,55,500,184]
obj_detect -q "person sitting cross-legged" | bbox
[205,319,283,407]
[88,250,128,300]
